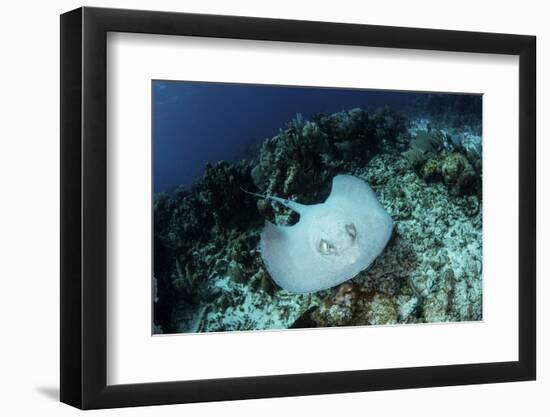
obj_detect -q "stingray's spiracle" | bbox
[346,224,357,240]
[318,239,336,255]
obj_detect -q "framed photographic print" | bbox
[60,6,536,409]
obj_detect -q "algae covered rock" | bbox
[311,298,356,327]
[367,294,398,325]
[251,115,331,201]
[420,151,477,196]
[420,157,442,182]
[441,152,476,195]
[423,288,451,323]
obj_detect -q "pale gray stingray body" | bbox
[260,175,393,294]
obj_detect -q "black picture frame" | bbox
[60,6,536,410]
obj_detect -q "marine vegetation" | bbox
[153,106,482,333]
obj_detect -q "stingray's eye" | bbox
[346,224,357,240]
[318,239,335,255]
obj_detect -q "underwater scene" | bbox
[153,81,482,334]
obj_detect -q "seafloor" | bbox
[153,107,482,333]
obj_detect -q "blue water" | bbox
[152,81,478,193]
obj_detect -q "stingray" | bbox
[259,175,393,294]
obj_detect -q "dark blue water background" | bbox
[153,81,466,193]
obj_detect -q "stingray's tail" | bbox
[240,187,267,200]
[240,187,305,215]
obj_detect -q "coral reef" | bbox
[251,108,406,224]
[402,130,445,167]
[421,151,478,196]
[153,107,482,333]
